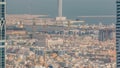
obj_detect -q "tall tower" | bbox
[0,0,6,68]
[56,0,66,21]
[116,0,120,68]
[58,0,62,17]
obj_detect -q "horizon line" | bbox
[78,15,116,18]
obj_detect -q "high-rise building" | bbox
[56,0,66,21]
[58,0,62,17]
[0,0,6,68]
[116,0,120,68]
[98,29,113,41]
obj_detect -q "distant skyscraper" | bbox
[56,0,66,21]
[116,0,120,68]
[98,29,113,41]
[0,0,6,68]
[58,0,62,17]
[98,29,106,41]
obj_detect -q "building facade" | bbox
[117,0,120,68]
[0,0,6,68]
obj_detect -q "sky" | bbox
[6,0,116,18]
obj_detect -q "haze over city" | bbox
[0,0,117,68]
[7,0,116,18]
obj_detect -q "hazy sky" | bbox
[7,0,116,18]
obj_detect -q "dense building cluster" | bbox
[5,15,116,68]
